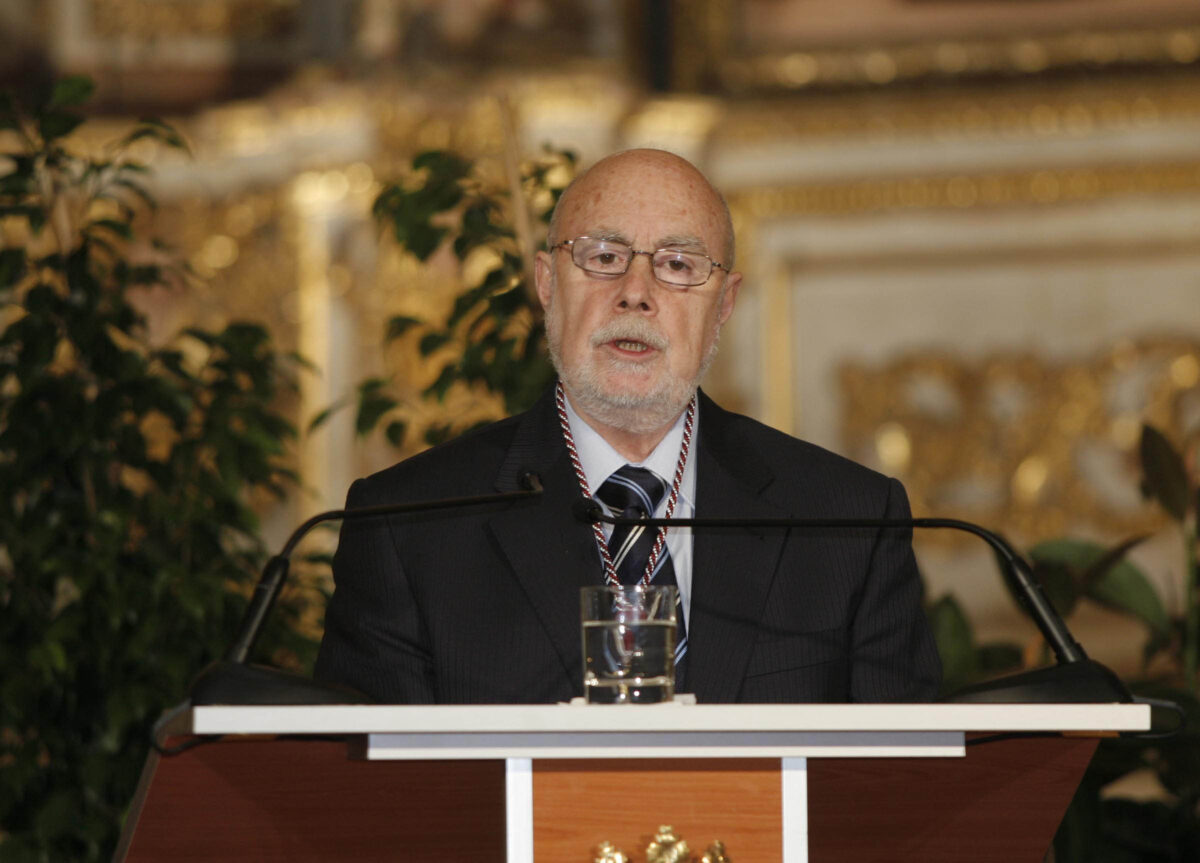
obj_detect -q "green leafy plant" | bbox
[1031,424,1200,862]
[926,593,1023,695]
[350,147,573,446]
[0,78,313,860]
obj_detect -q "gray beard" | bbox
[546,313,720,435]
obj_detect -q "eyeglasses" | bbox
[550,236,728,288]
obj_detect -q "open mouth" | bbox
[591,322,667,356]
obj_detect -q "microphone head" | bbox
[571,497,603,523]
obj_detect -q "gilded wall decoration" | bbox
[729,160,1200,227]
[714,74,1200,149]
[705,74,1200,557]
[669,0,1200,93]
[839,339,1200,542]
[716,26,1200,93]
[721,98,1200,437]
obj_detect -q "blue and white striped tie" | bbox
[596,465,689,683]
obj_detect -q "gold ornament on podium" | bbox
[593,840,631,863]
[645,825,691,863]
[593,825,730,863]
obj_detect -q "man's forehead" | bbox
[550,149,734,261]
[581,227,710,252]
[557,193,725,246]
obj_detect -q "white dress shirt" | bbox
[562,395,697,628]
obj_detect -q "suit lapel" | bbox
[688,394,789,703]
[487,389,602,691]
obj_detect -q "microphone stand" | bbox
[574,501,1132,704]
[189,481,543,706]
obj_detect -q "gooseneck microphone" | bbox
[572,499,1131,704]
[189,474,544,706]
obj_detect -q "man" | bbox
[315,149,941,704]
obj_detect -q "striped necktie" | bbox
[596,465,689,684]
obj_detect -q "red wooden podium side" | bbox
[806,733,1098,862]
[119,738,507,861]
[119,732,1098,862]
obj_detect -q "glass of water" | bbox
[580,584,677,704]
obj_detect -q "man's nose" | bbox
[616,251,658,311]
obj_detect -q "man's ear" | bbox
[534,250,555,311]
[717,271,741,325]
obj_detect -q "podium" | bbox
[118,702,1148,862]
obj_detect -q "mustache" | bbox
[589,319,668,351]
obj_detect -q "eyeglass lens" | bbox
[569,238,714,287]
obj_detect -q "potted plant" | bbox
[0,78,314,860]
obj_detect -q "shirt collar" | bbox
[562,391,698,510]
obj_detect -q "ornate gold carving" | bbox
[731,161,1200,221]
[594,841,631,863]
[715,75,1200,147]
[718,27,1200,93]
[645,825,691,863]
[594,826,732,863]
[715,75,1200,143]
[839,338,1200,541]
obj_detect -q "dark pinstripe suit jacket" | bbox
[314,387,941,704]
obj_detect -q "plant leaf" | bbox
[48,76,94,109]
[423,422,454,446]
[111,177,157,211]
[306,402,340,434]
[412,150,472,181]
[418,332,451,356]
[385,420,407,447]
[1089,564,1171,637]
[1028,559,1079,618]
[87,218,133,240]
[1139,424,1191,521]
[401,222,446,261]
[385,315,422,341]
[354,388,397,435]
[423,364,457,402]
[1078,533,1150,587]
[132,117,192,154]
[0,157,33,194]
[1030,537,1170,635]
[0,247,26,289]
[38,111,85,142]
[926,594,977,687]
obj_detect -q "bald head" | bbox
[548,149,736,269]
[534,147,742,455]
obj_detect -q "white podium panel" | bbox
[189,702,1149,740]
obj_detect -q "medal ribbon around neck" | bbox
[556,380,694,587]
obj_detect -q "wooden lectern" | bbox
[117,703,1148,862]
